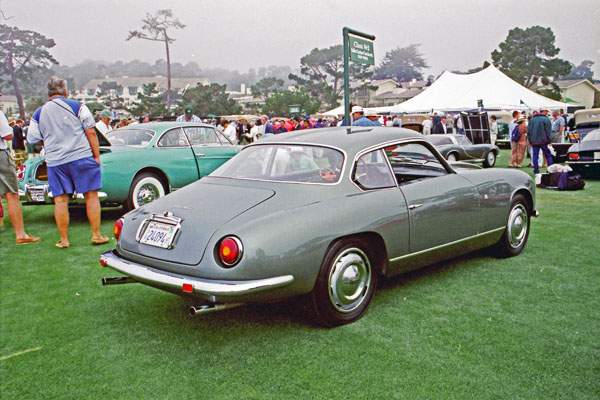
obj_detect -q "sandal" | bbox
[55,240,70,249]
[16,234,41,245]
[91,235,110,245]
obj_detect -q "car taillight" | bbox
[218,236,243,267]
[17,164,25,181]
[114,218,124,240]
[569,153,579,160]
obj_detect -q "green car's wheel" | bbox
[310,239,377,327]
[483,151,496,168]
[127,173,166,210]
[494,194,530,257]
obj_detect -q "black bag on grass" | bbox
[558,171,585,191]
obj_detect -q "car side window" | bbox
[157,128,189,148]
[352,150,396,190]
[385,142,448,186]
[184,127,220,146]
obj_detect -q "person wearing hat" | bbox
[365,110,382,126]
[176,105,201,123]
[351,106,375,127]
[95,110,113,134]
[509,117,528,168]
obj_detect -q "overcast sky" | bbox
[2,0,600,78]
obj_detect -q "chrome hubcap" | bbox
[487,153,495,164]
[507,204,528,248]
[137,184,159,205]
[328,248,371,313]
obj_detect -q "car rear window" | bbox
[211,144,344,184]
[427,136,453,146]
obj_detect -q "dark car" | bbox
[567,128,600,179]
[100,126,536,327]
[424,134,499,168]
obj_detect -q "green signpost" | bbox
[343,27,375,127]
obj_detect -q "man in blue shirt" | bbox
[28,77,109,248]
[352,106,375,127]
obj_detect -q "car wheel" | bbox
[447,153,458,162]
[493,194,530,257]
[310,239,378,327]
[127,173,166,210]
[483,151,496,168]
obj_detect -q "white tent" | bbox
[390,65,567,114]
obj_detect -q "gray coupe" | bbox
[424,134,500,168]
[100,127,537,327]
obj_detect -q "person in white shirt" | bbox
[489,115,498,145]
[222,120,237,144]
[422,117,432,135]
[95,110,113,134]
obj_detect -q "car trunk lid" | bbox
[119,181,275,265]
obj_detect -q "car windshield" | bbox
[211,144,344,184]
[456,135,471,146]
[106,129,155,146]
[582,129,600,142]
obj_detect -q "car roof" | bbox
[253,126,423,153]
[122,122,214,131]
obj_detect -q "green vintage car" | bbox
[101,126,538,327]
[18,122,241,209]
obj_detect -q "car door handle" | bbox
[195,153,206,157]
[408,204,423,210]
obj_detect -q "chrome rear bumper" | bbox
[21,183,107,204]
[100,250,294,301]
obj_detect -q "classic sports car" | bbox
[100,126,537,327]
[567,128,600,179]
[18,122,240,209]
[424,134,499,168]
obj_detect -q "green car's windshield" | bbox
[106,129,155,146]
[211,144,344,184]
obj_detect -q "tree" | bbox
[0,24,58,118]
[373,44,429,82]
[261,89,321,117]
[491,26,571,88]
[289,45,374,109]
[250,77,284,98]
[128,83,167,118]
[179,83,242,116]
[563,60,595,80]
[127,9,185,111]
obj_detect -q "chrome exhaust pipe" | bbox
[189,303,245,316]
[102,277,138,285]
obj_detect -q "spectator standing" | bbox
[422,116,432,135]
[27,77,108,248]
[0,111,41,244]
[489,115,498,145]
[222,120,237,144]
[551,111,565,143]
[249,119,263,141]
[431,114,445,133]
[507,110,520,149]
[527,110,554,174]
[11,119,27,168]
[95,110,113,134]
[264,117,275,134]
[275,120,288,133]
[509,117,528,167]
[351,106,375,126]
[365,111,382,126]
[392,115,402,127]
[176,105,202,122]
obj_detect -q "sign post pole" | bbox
[343,27,375,127]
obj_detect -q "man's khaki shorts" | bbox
[0,150,19,196]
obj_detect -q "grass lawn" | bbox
[1,149,598,399]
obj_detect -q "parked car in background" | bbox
[567,128,600,179]
[424,134,500,167]
[19,122,241,209]
[553,108,600,163]
[101,126,537,327]
[400,114,429,133]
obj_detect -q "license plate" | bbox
[30,190,45,202]
[139,221,177,249]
